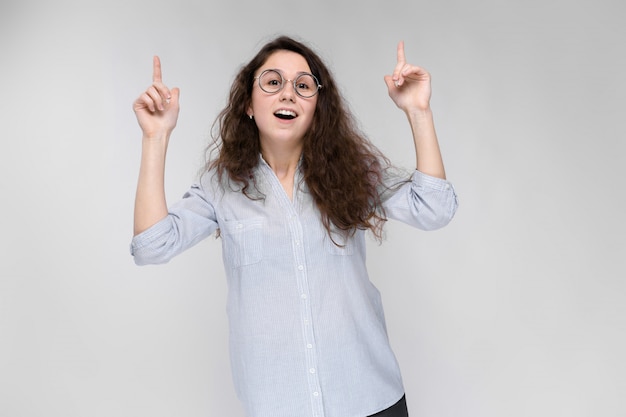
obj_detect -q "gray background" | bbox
[1,0,624,416]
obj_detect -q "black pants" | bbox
[367,395,408,417]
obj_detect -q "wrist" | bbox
[405,107,433,120]
[142,130,170,145]
[141,133,170,159]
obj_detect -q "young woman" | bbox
[131,36,457,417]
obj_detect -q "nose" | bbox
[279,80,296,101]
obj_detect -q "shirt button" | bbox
[236,223,243,229]
[298,265,304,270]
[307,344,313,349]
[313,392,319,397]
[309,368,316,374]
[301,294,307,299]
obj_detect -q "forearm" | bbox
[406,108,446,179]
[133,134,170,236]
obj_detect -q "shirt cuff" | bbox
[412,170,454,192]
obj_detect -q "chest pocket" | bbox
[324,231,355,256]
[221,218,264,268]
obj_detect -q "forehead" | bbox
[259,50,311,75]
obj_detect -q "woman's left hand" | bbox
[384,41,432,114]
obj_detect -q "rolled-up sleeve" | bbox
[383,170,458,230]
[130,182,219,265]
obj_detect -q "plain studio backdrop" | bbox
[1,0,624,416]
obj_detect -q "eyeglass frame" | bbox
[253,69,323,98]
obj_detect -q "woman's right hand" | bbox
[133,56,180,138]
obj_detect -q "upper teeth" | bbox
[275,110,296,117]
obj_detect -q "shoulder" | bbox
[198,161,266,199]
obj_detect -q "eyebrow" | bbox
[263,68,313,77]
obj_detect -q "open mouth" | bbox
[274,109,297,120]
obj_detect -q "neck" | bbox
[260,142,302,180]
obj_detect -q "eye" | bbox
[296,82,310,90]
[295,74,316,91]
[259,70,283,91]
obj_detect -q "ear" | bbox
[246,105,253,118]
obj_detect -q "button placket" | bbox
[264,163,324,416]
[287,210,324,417]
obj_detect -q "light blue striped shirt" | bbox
[131,156,458,417]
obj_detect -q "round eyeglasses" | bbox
[254,69,322,98]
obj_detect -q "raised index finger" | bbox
[153,56,162,83]
[392,41,407,83]
[396,41,406,65]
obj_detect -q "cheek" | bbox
[253,114,272,134]
[249,94,261,114]
[303,100,318,123]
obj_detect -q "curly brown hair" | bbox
[207,35,393,243]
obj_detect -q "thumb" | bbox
[170,87,181,104]
[383,75,397,91]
